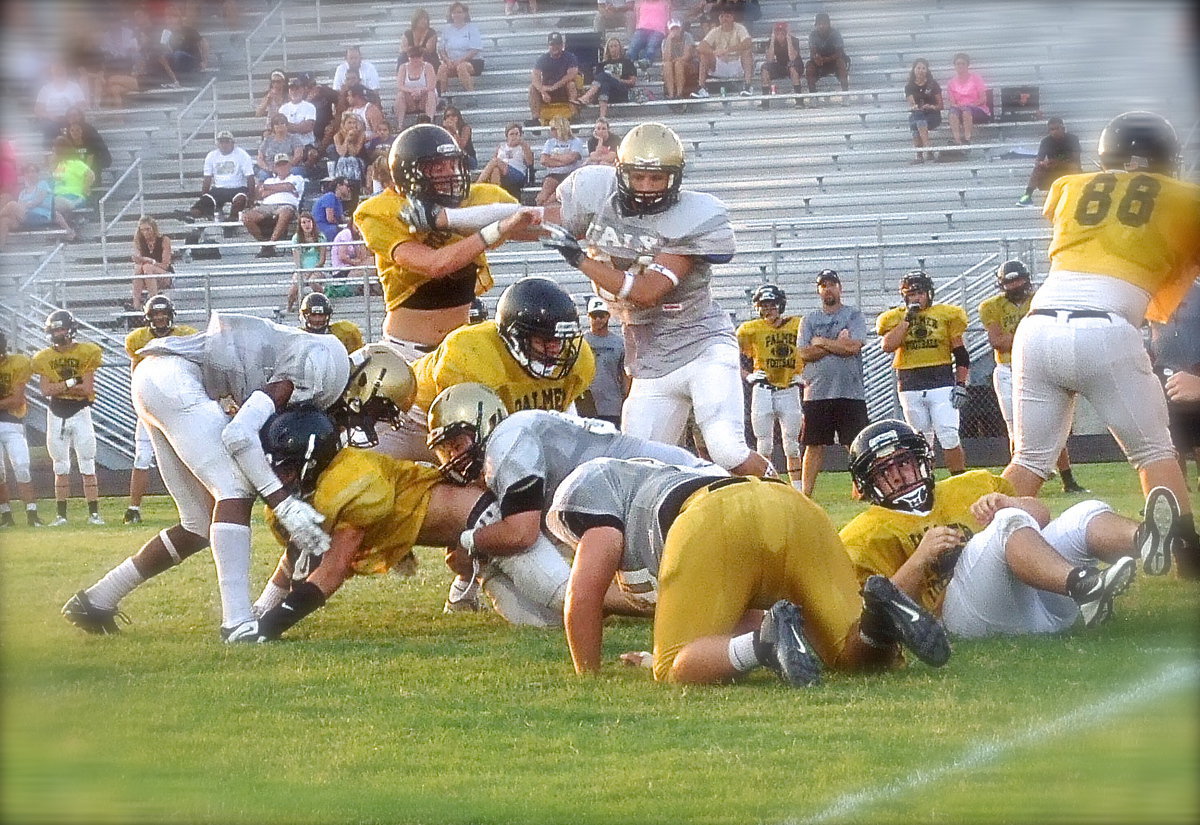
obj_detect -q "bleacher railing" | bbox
[176,77,220,188]
[99,158,145,277]
[245,1,288,104]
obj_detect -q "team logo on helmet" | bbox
[496,277,583,381]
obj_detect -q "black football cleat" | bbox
[61,590,128,635]
[1069,557,1135,628]
[123,507,143,525]
[1135,487,1178,576]
[754,600,822,687]
[27,511,44,527]
[860,575,951,667]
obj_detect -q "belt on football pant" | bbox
[657,475,786,535]
[753,380,796,392]
[1028,309,1114,321]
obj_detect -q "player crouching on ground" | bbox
[839,420,1176,638]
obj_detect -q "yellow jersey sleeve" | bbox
[882,304,962,370]
[1046,171,1200,323]
[0,354,33,420]
[875,306,904,337]
[330,321,364,354]
[564,339,596,408]
[941,304,968,341]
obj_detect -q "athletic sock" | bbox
[209,522,254,628]
[1060,468,1077,489]
[254,581,290,617]
[447,575,480,604]
[57,500,68,518]
[258,581,326,640]
[728,631,760,672]
[85,558,146,611]
[0,503,11,515]
[88,500,100,515]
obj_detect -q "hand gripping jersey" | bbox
[875,303,968,371]
[412,321,595,413]
[138,313,350,410]
[265,448,443,576]
[125,323,199,369]
[736,316,803,387]
[977,293,1031,366]
[0,353,33,422]
[838,470,1013,613]
[556,165,737,379]
[1044,171,1200,323]
[31,342,103,404]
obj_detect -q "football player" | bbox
[538,122,771,477]
[32,310,104,526]
[1001,111,1200,578]
[736,284,804,488]
[122,295,198,525]
[979,260,1087,494]
[840,420,1175,638]
[299,291,365,354]
[876,269,970,474]
[427,382,721,624]
[0,331,42,527]
[547,455,951,685]
[353,123,542,357]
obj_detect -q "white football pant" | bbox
[749,383,802,459]
[0,421,33,484]
[45,407,97,475]
[898,385,961,450]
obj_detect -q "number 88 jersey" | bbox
[1044,170,1200,323]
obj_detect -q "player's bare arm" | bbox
[392,208,539,278]
[891,526,964,600]
[879,316,911,353]
[470,509,542,557]
[564,525,624,675]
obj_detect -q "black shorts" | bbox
[204,187,250,208]
[763,59,802,80]
[1168,402,1200,453]
[801,398,869,446]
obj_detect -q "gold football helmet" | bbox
[426,382,508,484]
[615,122,685,216]
[336,342,417,447]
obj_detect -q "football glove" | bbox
[789,374,804,388]
[399,196,443,234]
[950,384,968,410]
[541,222,586,268]
[274,495,330,576]
[904,303,921,324]
[745,370,768,385]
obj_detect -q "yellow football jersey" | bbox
[1045,171,1200,323]
[411,320,596,413]
[0,353,34,421]
[736,316,802,388]
[328,320,364,355]
[977,293,1032,365]
[354,184,517,312]
[875,303,968,370]
[125,324,199,369]
[265,448,443,576]
[31,342,103,403]
[839,470,1014,613]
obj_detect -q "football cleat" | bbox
[1070,557,1135,628]
[27,512,44,527]
[87,513,105,526]
[1015,193,1033,206]
[123,508,143,525]
[860,575,951,667]
[442,577,482,613]
[1135,487,1178,576]
[220,619,264,643]
[1062,481,1090,494]
[754,600,822,687]
[62,590,128,635]
[49,516,69,527]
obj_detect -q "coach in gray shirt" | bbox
[580,296,628,427]
[796,269,868,496]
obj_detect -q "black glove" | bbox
[541,222,586,268]
[399,196,443,234]
[950,384,968,410]
[904,303,921,324]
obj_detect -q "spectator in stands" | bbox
[179,130,255,225]
[50,136,95,242]
[804,12,850,95]
[945,52,990,146]
[1016,117,1081,205]
[714,0,761,30]
[596,0,635,35]
[478,122,534,198]
[333,45,381,96]
[57,108,112,181]
[1150,282,1200,483]
[439,106,476,170]
[63,17,106,107]
[535,116,586,206]
[760,21,803,107]
[437,2,484,94]
[693,5,753,97]
[130,216,174,311]
[302,73,340,156]
[365,150,391,197]
[257,114,306,183]
[905,58,942,163]
[586,117,620,165]
[330,219,371,288]
[402,8,439,71]
[279,76,318,148]
[241,153,304,258]
[287,211,328,312]
[661,18,698,100]
[158,4,209,79]
[396,48,440,127]
[314,176,351,241]
[301,144,328,182]
[0,163,71,248]
[345,83,391,155]
[329,112,369,197]
[255,70,289,132]
[627,0,671,67]
[35,62,89,137]
[530,31,581,123]
[100,15,142,107]
[578,37,638,118]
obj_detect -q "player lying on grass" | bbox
[839,420,1178,638]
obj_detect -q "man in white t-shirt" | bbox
[693,7,753,96]
[35,62,89,135]
[277,78,318,147]
[240,154,304,258]
[332,45,381,92]
[178,131,256,223]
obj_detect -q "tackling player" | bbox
[737,284,804,489]
[1001,111,1200,578]
[0,331,42,527]
[876,269,969,474]
[32,310,104,525]
[122,295,198,524]
[298,291,365,354]
[841,420,1175,637]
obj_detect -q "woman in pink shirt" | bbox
[627,0,671,66]
[945,52,990,145]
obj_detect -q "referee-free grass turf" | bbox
[2,462,1197,824]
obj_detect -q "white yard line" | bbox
[788,661,1199,825]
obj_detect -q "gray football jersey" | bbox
[556,165,737,379]
[547,457,721,575]
[483,409,721,514]
[139,312,350,409]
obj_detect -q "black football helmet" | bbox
[752,283,786,315]
[260,406,341,498]
[848,419,936,513]
[143,294,176,335]
[899,270,935,301]
[496,277,583,380]
[1097,111,1179,175]
[996,259,1032,299]
[615,122,685,216]
[300,292,333,333]
[45,309,78,345]
[388,123,471,207]
[468,297,488,325]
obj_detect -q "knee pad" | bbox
[991,506,1042,548]
[11,462,32,484]
[52,459,72,475]
[935,425,961,450]
[77,459,97,476]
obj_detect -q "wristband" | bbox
[479,221,502,247]
[64,377,80,388]
[617,272,636,300]
[459,528,478,557]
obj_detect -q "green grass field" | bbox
[3,462,1198,825]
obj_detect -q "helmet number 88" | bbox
[1073,173,1160,227]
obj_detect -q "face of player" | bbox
[871,452,926,501]
[903,287,930,308]
[1002,278,1031,302]
[147,310,172,333]
[50,329,73,347]
[431,429,477,475]
[529,333,564,364]
[628,169,670,196]
[304,311,329,332]
[422,156,461,196]
[756,301,781,322]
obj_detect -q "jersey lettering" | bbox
[512,387,567,412]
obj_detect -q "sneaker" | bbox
[1070,557,1135,628]
[220,619,264,643]
[1062,481,1090,494]
[689,88,710,99]
[1135,487,1178,576]
[754,600,822,687]
[172,208,196,223]
[123,507,142,525]
[49,516,69,527]
[738,88,752,97]
[62,590,128,635]
[27,512,44,527]
[860,575,951,667]
[87,513,105,526]
[1016,193,1033,206]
